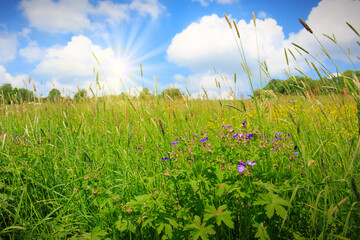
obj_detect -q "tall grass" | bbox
[0,15,360,240]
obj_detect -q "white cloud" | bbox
[20,0,94,34]
[288,0,360,62]
[165,71,248,100]
[19,41,44,63]
[32,35,142,95]
[130,0,165,20]
[34,35,112,79]
[173,74,187,82]
[258,11,268,19]
[167,0,360,93]
[192,0,237,6]
[19,0,166,34]
[0,65,28,88]
[217,0,238,4]
[95,1,129,24]
[167,14,288,78]
[0,34,18,64]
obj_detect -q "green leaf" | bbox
[254,222,270,240]
[167,218,179,228]
[274,204,287,220]
[157,223,165,234]
[265,205,275,219]
[204,205,234,229]
[81,227,108,240]
[184,216,216,240]
[254,192,289,219]
[164,224,173,239]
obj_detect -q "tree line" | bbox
[2,69,358,103]
[257,70,360,97]
[0,83,184,104]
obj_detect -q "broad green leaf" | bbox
[274,204,287,219]
[157,223,165,234]
[164,224,173,239]
[167,218,179,228]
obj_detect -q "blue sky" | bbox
[0,0,359,98]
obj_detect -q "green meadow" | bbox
[1,16,360,240]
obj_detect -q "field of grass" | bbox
[0,91,360,239]
[1,14,360,240]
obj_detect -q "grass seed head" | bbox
[252,12,256,27]
[233,19,240,38]
[299,18,313,34]
[224,13,232,29]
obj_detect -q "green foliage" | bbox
[0,83,33,104]
[0,96,359,239]
[253,191,289,219]
[74,88,88,100]
[262,70,360,96]
[1,15,360,240]
[48,88,61,101]
[80,227,108,240]
[184,216,216,240]
[204,204,234,229]
[161,87,183,99]
[139,87,152,100]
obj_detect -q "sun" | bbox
[110,59,127,77]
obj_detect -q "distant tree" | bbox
[119,92,127,100]
[139,87,152,100]
[16,88,33,102]
[48,88,61,101]
[263,79,285,94]
[74,89,87,100]
[0,83,13,103]
[161,88,182,99]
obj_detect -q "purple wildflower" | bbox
[171,141,179,145]
[294,145,298,150]
[270,139,275,141]
[200,137,208,143]
[230,129,234,132]
[293,152,299,155]
[245,133,253,140]
[14,134,19,138]
[237,162,246,172]
[137,146,142,150]
[162,157,170,161]
[265,135,269,138]
[275,135,282,141]
[232,133,239,138]
[247,160,257,166]
[275,132,282,135]
[242,120,247,128]
[222,125,232,128]
[239,134,244,138]
[287,133,291,137]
